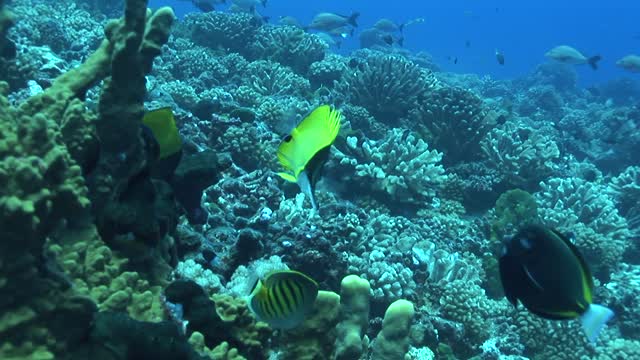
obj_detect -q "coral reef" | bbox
[336,50,439,123]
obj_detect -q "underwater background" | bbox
[0,0,639,359]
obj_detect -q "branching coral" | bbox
[248,25,327,74]
[178,11,260,55]
[481,119,560,189]
[413,86,493,164]
[536,176,631,278]
[335,50,438,122]
[308,53,347,88]
[335,128,446,205]
[241,60,310,98]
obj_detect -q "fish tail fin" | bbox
[261,0,267,7]
[399,23,405,33]
[297,171,317,210]
[588,55,602,70]
[398,36,404,47]
[580,304,614,344]
[348,12,360,27]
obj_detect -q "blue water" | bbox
[151,0,640,86]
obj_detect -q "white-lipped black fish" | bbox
[247,270,319,329]
[496,49,505,65]
[499,225,614,344]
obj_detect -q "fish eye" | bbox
[283,135,293,142]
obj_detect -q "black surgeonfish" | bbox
[499,225,614,344]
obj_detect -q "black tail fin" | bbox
[588,55,601,70]
[261,0,267,7]
[399,23,405,34]
[348,12,360,27]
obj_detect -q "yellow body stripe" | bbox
[278,281,296,313]
[268,287,284,317]
[275,284,291,316]
[287,279,303,306]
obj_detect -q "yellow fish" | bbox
[276,105,341,209]
[142,107,182,160]
[247,270,319,329]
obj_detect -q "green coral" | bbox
[492,189,539,241]
[50,226,164,322]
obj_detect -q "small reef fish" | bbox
[279,15,302,28]
[616,54,640,73]
[382,33,404,47]
[142,107,182,160]
[499,225,614,344]
[545,45,601,70]
[316,32,342,49]
[231,0,267,10]
[495,49,505,65]
[276,105,341,210]
[327,25,354,39]
[178,0,224,12]
[306,12,360,32]
[374,18,404,33]
[247,270,319,329]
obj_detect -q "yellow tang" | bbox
[142,107,182,160]
[276,105,341,209]
[247,270,319,330]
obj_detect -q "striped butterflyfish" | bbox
[247,270,319,329]
[276,105,341,210]
[499,224,614,344]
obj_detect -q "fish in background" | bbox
[231,0,267,10]
[316,32,342,49]
[276,105,341,210]
[616,54,640,73]
[327,25,354,39]
[545,45,601,70]
[279,15,303,28]
[305,12,360,33]
[495,49,505,65]
[247,270,319,330]
[178,0,224,12]
[499,225,614,344]
[229,4,269,24]
[374,18,405,34]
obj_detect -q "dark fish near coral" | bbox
[495,49,505,65]
[306,12,360,32]
[327,25,354,39]
[276,105,341,210]
[374,18,404,33]
[348,58,365,71]
[247,270,319,329]
[545,45,601,70]
[499,225,614,344]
